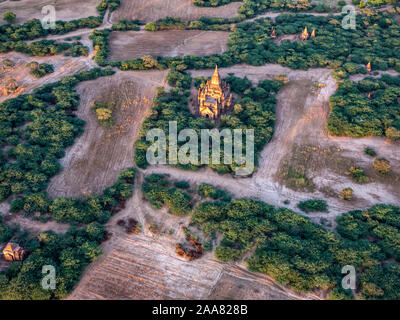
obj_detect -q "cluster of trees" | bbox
[225,12,400,71]
[193,0,331,17]
[91,101,114,127]
[112,19,142,31]
[141,174,193,216]
[0,66,140,299]
[297,199,328,213]
[192,0,238,7]
[0,216,16,243]
[96,0,121,14]
[0,39,88,57]
[10,167,137,224]
[335,205,400,299]
[191,194,400,299]
[0,17,102,44]
[360,0,400,7]
[112,11,400,78]
[134,68,280,175]
[2,11,16,24]
[26,62,54,78]
[144,16,233,32]
[89,29,111,66]
[0,221,106,299]
[327,75,400,139]
[0,68,114,204]
[198,183,231,201]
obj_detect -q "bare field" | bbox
[0,0,99,25]
[47,69,169,198]
[68,186,318,300]
[109,30,230,61]
[0,52,94,102]
[110,0,242,23]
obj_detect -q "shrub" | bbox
[340,188,354,200]
[3,11,16,24]
[373,158,391,174]
[297,199,328,213]
[364,147,377,157]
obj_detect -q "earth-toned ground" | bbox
[110,0,242,23]
[47,69,168,198]
[0,0,100,25]
[0,52,94,102]
[109,30,230,61]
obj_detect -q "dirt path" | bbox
[142,64,400,225]
[68,183,319,300]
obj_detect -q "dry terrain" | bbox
[109,30,230,61]
[68,184,318,300]
[110,0,242,23]
[0,52,94,102]
[0,0,99,25]
[47,69,169,198]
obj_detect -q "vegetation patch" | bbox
[134,69,280,175]
[191,195,400,299]
[328,75,400,139]
[297,199,328,213]
[142,174,193,216]
[25,62,54,78]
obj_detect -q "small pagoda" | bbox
[271,28,277,39]
[366,62,372,73]
[300,27,309,40]
[300,27,315,40]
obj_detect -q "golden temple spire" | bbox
[311,28,315,38]
[211,65,220,86]
[300,27,309,40]
[366,61,371,73]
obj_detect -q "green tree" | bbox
[3,11,16,24]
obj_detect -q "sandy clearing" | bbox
[110,0,242,24]
[0,0,99,25]
[0,52,95,102]
[109,30,230,61]
[47,69,169,198]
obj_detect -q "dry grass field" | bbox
[0,0,99,25]
[0,52,94,102]
[47,69,169,198]
[110,0,242,23]
[109,30,230,61]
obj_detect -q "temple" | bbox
[300,27,315,40]
[366,61,371,73]
[300,27,309,40]
[2,242,26,261]
[197,66,232,120]
[271,28,277,39]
